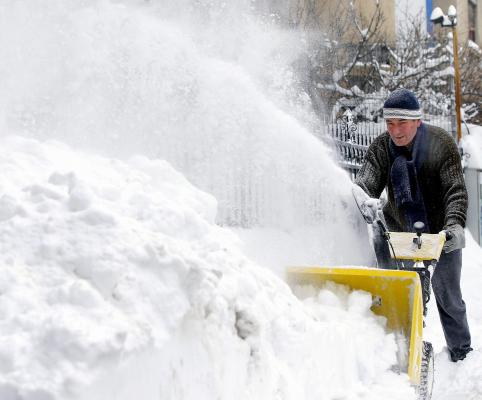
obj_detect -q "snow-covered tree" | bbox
[261,0,480,125]
[459,40,482,124]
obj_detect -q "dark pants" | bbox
[372,224,471,352]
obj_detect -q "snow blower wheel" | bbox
[417,341,434,400]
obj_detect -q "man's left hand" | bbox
[442,224,465,253]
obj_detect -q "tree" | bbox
[265,1,480,125]
[301,0,387,115]
[459,41,482,124]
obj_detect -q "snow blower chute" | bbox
[287,228,445,400]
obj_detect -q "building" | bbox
[321,0,397,44]
[328,0,482,47]
[431,0,481,44]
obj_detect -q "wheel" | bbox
[417,341,434,400]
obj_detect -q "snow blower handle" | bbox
[413,221,425,249]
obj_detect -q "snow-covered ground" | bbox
[427,232,482,400]
[0,136,416,400]
[429,123,482,400]
[0,133,481,400]
[0,1,480,399]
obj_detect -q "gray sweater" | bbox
[355,124,467,233]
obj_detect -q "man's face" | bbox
[386,119,421,146]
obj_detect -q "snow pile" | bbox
[0,136,414,400]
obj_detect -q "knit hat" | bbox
[383,88,422,120]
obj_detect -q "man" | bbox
[354,88,472,362]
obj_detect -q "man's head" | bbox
[383,88,422,147]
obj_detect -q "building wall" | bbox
[354,0,396,43]
[277,0,481,46]
[465,168,481,245]
[294,0,397,44]
[432,0,482,45]
[474,0,482,43]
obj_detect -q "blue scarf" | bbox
[389,124,430,232]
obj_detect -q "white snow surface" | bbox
[0,136,415,400]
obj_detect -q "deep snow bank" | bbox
[0,136,414,400]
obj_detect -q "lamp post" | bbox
[430,5,462,144]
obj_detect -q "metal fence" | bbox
[322,98,453,180]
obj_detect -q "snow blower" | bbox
[286,193,446,400]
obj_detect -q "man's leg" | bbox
[431,249,472,360]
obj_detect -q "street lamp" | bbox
[430,5,462,144]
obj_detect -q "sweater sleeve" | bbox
[439,139,468,228]
[355,138,388,199]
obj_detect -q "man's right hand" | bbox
[352,184,384,224]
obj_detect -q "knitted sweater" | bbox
[355,124,467,233]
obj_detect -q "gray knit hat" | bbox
[383,88,422,120]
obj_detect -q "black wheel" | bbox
[418,341,434,400]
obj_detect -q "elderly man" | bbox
[354,88,472,362]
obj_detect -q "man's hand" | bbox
[442,224,465,253]
[352,184,384,224]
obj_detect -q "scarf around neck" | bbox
[389,123,430,232]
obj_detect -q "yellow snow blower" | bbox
[287,225,445,400]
